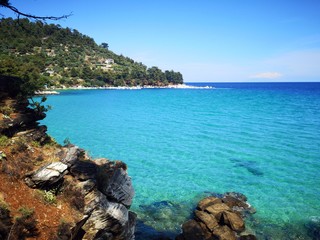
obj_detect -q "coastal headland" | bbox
[0,79,255,240]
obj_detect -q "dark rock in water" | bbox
[179,219,206,240]
[138,200,190,235]
[240,165,264,176]
[177,193,257,240]
[306,216,320,240]
[224,192,248,202]
[153,200,175,208]
[231,158,264,176]
[135,220,176,240]
[203,191,224,199]
[139,200,177,213]
[239,234,257,240]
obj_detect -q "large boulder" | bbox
[221,211,245,232]
[194,210,219,231]
[197,196,222,210]
[24,162,68,188]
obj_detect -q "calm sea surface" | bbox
[40,82,320,239]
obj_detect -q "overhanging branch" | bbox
[1,2,72,21]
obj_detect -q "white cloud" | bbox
[264,49,320,78]
[250,72,283,79]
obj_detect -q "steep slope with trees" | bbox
[0,18,183,88]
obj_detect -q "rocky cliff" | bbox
[0,91,135,239]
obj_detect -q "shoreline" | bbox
[49,84,214,91]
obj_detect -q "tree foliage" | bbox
[0,18,184,88]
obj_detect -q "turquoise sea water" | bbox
[40,83,320,239]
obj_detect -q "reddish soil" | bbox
[0,173,80,240]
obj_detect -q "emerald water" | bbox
[40,83,320,239]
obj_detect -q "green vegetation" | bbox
[13,207,39,239]
[0,18,183,88]
[37,190,57,205]
[0,135,10,147]
[0,105,13,116]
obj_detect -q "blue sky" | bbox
[1,0,320,82]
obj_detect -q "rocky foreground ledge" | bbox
[24,145,136,239]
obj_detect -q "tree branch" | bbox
[1,2,72,21]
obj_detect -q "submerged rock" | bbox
[231,158,264,176]
[306,216,320,240]
[180,219,206,240]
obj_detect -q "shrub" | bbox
[31,141,41,148]
[1,156,33,178]
[9,207,39,239]
[50,220,72,240]
[11,138,28,154]
[37,190,57,205]
[0,151,6,161]
[0,200,12,240]
[0,135,9,147]
[0,105,13,116]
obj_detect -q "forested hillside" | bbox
[0,18,183,88]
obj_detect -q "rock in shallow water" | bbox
[176,192,257,240]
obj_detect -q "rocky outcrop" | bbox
[176,193,256,240]
[23,145,136,240]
